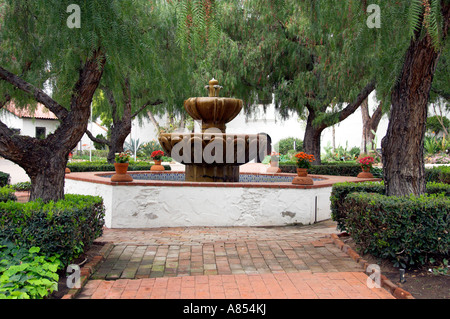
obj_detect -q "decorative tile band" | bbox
[99,172,324,183]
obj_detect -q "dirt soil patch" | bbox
[343,236,450,299]
[49,242,105,299]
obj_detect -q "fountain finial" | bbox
[205,78,223,97]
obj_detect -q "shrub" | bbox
[331,181,450,232]
[67,160,171,172]
[330,181,385,232]
[0,186,17,203]
[279,162,383,178]
[0,243,60,299]
[10,182,32,192]
[426,166,450,184]
[0,194,105,265]
[0,172,10,187]
[274,137,303,155]
[343,192,450,268]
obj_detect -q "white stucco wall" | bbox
[64,179,332,229]
[21,118,59,138]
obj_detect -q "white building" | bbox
[0,102,106,153]
[0,102,60,139]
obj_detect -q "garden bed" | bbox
[343,236,450,299]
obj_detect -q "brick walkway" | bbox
[75,220,395,299]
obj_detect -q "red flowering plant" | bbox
[358,156,374,170]
[294,152,315,169]
[115,151,131,163]
[151,150,164,161]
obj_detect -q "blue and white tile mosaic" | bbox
[101,172,323,183]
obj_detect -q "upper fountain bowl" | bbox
[184,78,243,132]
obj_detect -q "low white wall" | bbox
[65,179,332,228]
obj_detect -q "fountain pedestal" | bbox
[185,164,239,182]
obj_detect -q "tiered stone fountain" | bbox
[159,79,267,182]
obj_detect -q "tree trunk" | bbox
[303,81,376,165]
[27,151,67,202]
[303,106,324,165]
[0,50,105,202]
[106,122,131,163]
[382,3,449,196]
[361,98,383,154]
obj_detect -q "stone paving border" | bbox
[62,243,114,299]
[330,233,414,300]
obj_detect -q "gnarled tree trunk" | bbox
[0,51,105,202]
[381,2,450,196]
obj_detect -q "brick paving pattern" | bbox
[76,221,394,299]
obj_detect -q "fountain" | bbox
[158,79,267,182]
[64,78,381,228]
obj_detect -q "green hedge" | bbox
[343,192,449,268]
[0,172,10,187]
[0,187,17,203]
[0,194,105,265]
[67,161,171,172]
[331,181,450,232]
[331,181,386,231]
[426,166,450,183]
[280,162,449,183]
[279,162,384,178]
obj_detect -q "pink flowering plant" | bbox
[115,152,131,163]
[358,156,374,170]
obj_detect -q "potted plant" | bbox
[111,152,133,182]
[151,150,165,171]
[267,152,281,173]
[357,156,374,178]
[292,152,315,185]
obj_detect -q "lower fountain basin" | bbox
[64,170,380,229]
[158,132,268,182]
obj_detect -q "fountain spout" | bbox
[205,78,223,97]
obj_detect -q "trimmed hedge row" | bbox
[279,162,384,178]
[426,166,450,183]
[0,194,105,265]
[280,162,449,183]
[343,192,449,268]
[0,187,17,203]
[331,181,450,232]
[67,161,171,172]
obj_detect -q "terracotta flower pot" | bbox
[296,168,308,177]
[151,159,165,171]
[292,168,313,185]
[357,166,374,178]
[267,160,281,173]
[111,163,133,182]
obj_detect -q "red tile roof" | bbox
[4,102,58,120]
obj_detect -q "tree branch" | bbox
[85,129,110,147]
[0,93,11,109]
[0,66,68,120]
[131,99,163,119]
[318,80,376,131]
